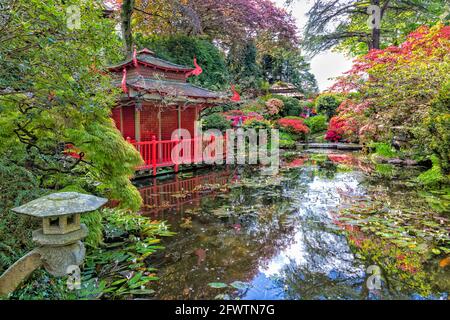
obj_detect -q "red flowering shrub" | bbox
[277,117,309,135]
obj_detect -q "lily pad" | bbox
[208,282,228,288]
[230,281,250,290]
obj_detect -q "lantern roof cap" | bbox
[12,192,108,218]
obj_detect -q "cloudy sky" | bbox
[276,0,353,91]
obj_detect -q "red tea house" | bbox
[108,48,227,174]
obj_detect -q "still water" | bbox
[134,151,449,300]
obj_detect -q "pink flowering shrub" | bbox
[265,98,284,116]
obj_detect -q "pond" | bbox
[134,151,449,300]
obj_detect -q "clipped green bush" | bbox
[273,95,302,117]
[202,113,232,132]
[315,93,344,119]
[417,155,448,186]
[242,118,272,131]
[279,132,297,149]
[304,115,327,133]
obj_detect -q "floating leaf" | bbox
[230,281,250,290]
[208,282,228,288]
[431,248,441,255]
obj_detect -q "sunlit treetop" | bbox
[331,24,450,93]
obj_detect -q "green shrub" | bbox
[371,142,398,158]
[283,116,303,120]
[265,98,284,118]
[315,93,344,119]
[273,95,302,117]
[417,155,448,186]
[304,115,327,133]
[202,113,231,132]
[424,81,450,174]
[279,132,296,149]
[242,101,265,114]
[242,118,272,131]
[80,211,103,248]
[0,160,44,274]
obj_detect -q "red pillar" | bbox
[152,136,157,176]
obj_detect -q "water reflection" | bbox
[135,152,448,300]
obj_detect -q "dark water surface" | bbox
[134,152,449,300]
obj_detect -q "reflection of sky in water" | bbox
[242,172,367,300]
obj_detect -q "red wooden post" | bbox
[174,134,179,173]
[152,136,157,176]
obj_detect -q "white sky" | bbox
[275,0,353,92]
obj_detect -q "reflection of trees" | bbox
[146,166,311,299]
[276,259,367,300]
[141,161,433,300]
[316,160,338,179]
[271,220,367,299]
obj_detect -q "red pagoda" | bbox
[108,48,227,175]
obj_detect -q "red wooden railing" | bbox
[128,135,227,175]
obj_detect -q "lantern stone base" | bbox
[37,241,86,277]
[32,224,88,246]
[32,223,88,277]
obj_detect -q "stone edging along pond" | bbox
[297,142,363,151]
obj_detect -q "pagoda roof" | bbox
[114,76,226,101]
[269,82,304,98]
[108,48,195,73]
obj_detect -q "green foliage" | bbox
[12,208,175,300]
[135,34,229,90]
[202,113,231,132]
[0,0,142,212]
[371,142,398,158]
[303,115,328,134]
[417,155,448,187]
[374,164,397,178]
[260,47,318,95]
[242,119,272,131]
[279,132,297,149]
[423,80,450,174]
[80,211,103,249]
[0,160,44,274]
[315,93,344,119]
[227,41,261,92]
[304,0,449,56]
[273,95,302,117]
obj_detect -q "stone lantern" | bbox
[11,192,107,277]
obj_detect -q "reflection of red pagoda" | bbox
[108,49,228,174]
[139,167,237,218]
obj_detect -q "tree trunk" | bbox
[371,0,381,49]
[121,0,135,57]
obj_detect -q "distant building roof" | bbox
[269,82,304,99]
